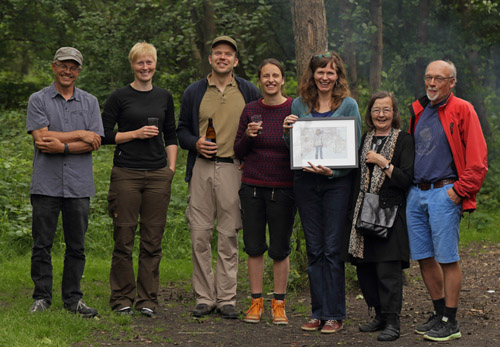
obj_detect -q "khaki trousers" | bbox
[107,166,173,310]
[186,157,242,308]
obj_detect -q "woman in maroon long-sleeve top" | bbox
[234,58,296,325]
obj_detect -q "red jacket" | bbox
[409,93,488,212]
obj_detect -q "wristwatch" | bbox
[383,162,391,170]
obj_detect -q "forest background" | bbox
[1,0,500,345]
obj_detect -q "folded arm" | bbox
[32,127,100,154]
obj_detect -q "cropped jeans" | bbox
[294,171,352,321]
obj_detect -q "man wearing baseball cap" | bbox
[177,36,261,318]
[26,47,103,317]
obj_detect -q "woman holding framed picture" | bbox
[283,51,361,333]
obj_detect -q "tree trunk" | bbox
[340,0,358,101]
[369,0,383,93]
[191,0,216,78]
[289,0,328,83]
[414,0,429,97]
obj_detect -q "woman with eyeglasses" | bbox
[342,91,414,341]
[283,51,361,334]
[101,42,178,317]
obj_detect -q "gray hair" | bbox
[445,60,457,81]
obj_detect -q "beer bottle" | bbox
[206,118,216,143]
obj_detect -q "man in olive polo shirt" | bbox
[177,36,261,318]
[26,47,103,317]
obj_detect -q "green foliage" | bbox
[287,215,309,291]
[0,0,278,107]
[471,94,500,227]
[0,72,49,110]
[0,110,33,254]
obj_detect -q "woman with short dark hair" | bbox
[343,91,414,341]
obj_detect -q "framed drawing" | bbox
[290,117,359,170]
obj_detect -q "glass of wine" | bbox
[251,114,262,134]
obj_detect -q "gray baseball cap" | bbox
[53,47,83,66]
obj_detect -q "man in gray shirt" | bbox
[26,47,103,317]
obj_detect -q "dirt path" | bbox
[88,243,500,346]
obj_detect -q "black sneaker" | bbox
[359,316,386,332]
[414,312,442,334]
[377,324,400,341]
[423,317,461,341]
[138,307,155,317]
[217,304,238,319]
[192,303,215,317]
[115,306,133,315]
[31,299,50,313]
[64,299,98,318]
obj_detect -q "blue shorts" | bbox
[406,184,462,263]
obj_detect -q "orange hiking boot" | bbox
[272,299,288,325]
[243,297,264,323]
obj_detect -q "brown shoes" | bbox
[301,318,343,333]
[321,320,343,334]
[301,318,323,331]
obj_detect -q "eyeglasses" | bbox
[371,107,393,115]
[424,75,453,83]
[54,62,81,73]
[313,52,332,59]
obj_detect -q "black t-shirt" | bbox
[102,85,177,169]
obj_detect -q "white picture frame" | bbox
[290,117,359,170]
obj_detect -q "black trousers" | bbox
[356,260,403,315]
[31,194,89,305]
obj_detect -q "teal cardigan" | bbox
[285,96,362,178]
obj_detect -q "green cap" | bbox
[211,36,238,52]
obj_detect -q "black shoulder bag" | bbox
[355,192,398,239]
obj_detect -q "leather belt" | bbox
[198,155,234,164]
[416,179,457,191]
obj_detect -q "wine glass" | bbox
[251,114,262,134]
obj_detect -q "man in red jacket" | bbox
[407,60,487,342]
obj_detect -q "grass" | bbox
[459,209,500,244]
[0,251,193,346]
